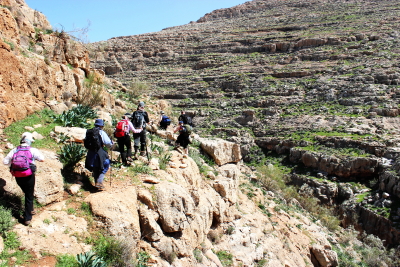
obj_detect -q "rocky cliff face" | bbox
[0,0,116,128]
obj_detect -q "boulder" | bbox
[85,187,140,238]
[54,126,86,142]
[310,244,338,267]
[155,182,195,232]
[0,150,63,205]
[139,205,164,242]
[199,138,242,166]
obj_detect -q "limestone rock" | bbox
[310,244,338,267]
[85,187,141,238]
[54,126,86,143]
[199,138,242,166]
[68,184,82,195]
[32,131,44,140]
[13,209,91,255]
[139,205,164,242]
[137,189,155,209]
[0,150,63,205]
[156,182,195,232]
[213,178,238,203]
[0,236,3,254]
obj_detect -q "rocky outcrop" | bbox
[86,187,141,239]
[200,138,242,166]
[0,150,63,205]
[289,148,379,178]
[14,202,91,255]
[0,0,116,128]
[310,244,338,267]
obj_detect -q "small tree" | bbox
[77,73,104,108]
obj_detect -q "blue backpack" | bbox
[161,115,171,125]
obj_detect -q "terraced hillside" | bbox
[90,0,400,245]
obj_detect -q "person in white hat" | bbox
[3,132,44,226]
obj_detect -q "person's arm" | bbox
[31,148,44,162]
[127,120,135,133]
[100,130,113,148]
[173,126,181,134]
[144,111,150,123]
[3,148,16,166]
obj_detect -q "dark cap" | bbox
[94,119,104,127]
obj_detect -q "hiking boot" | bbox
[23,220,31,226]
[31,210,36,215]
[95,183,105,190]
[140,151,146,157]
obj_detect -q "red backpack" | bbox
[114,119,129,138]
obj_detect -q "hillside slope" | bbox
[90,0,400,247]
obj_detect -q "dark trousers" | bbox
[176,134,190,149]
[15,174,35,221]
[133,130,146,152]
[117,134,132,164]
[159,122,168,130]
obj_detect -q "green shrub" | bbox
[3,231,20,249]
[77,73,104,108]
[127,79,150,99]
[80,202,92,216]
[76,251,106,267]
[131,164,153,175]
[51,105,98,128]
[136,250,150,267]
[159,153,172,170]
[92,234,134,267]
[0,206,15,233]
[216,250,233,267]
[58,143,86,169]
[193,248,203,263]
[56,254,78,267]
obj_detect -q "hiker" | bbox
[174,121,191,157]
[114,113,135,166]
[159,111,171,130]
[84,119,113,190]
[178,110,193,127]
[131,101,150,158]
[3,132,44,226]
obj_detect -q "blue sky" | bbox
[25,0,248,43]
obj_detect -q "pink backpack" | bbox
[10,146,33,177]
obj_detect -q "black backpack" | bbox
[180,114,193,126]
[84,127,102,151]
[132,110,146,129]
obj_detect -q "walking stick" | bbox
[110,142,115,187]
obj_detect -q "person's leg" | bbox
[96,159,110,189]
[93,168,100,185]
[16,175,35,223]
[125,135,132,161]
[182,137,189,157]
[140,130,146,156]
[117,137,126,164]
[133,133,140,158]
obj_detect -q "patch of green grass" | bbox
[216,250,233,267]
[56,254,78,267]
[0,231,32,265]
[3,108,59,150]
[67,208,76,215]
